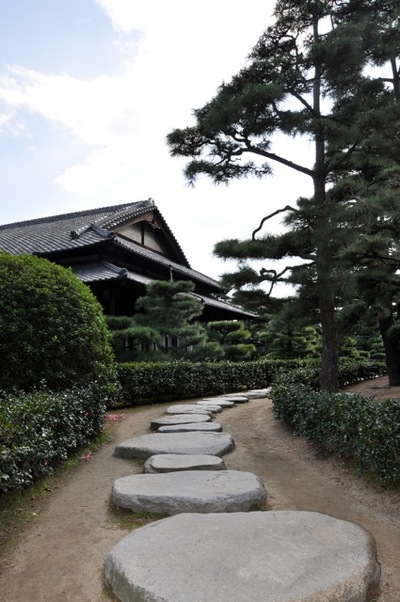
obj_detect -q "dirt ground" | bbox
[0,376,399,602]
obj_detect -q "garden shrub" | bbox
[0,253,115,392]
[271,382,400,484]
[0,386,108,492]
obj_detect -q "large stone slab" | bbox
[111,470,266,514]
[104,511,380,602]
[114,432,235,459]
[166,404,214,415]
[157,422,222,433]
[150,414,211,430]
[143,454,226,473]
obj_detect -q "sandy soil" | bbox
[0,376,399,601]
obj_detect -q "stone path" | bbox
[105,390,381,601]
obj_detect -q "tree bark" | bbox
[319,285,339,391]
[379,315,400,386]
[312,18,339,392]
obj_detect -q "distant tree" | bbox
[133,280,215,358]
[106,315,161,362]
[206,320,255,361]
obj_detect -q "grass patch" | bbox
[107,500,167,531]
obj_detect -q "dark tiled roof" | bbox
[0,200,188,261]
[114,236,223,290]
[192,292,258,319]
[72,261,152,286]
[0,200,224,291]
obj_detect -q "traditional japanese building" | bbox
[0,199,256,321]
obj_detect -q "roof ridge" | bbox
[93,198,155,230]
[0,201,149,231]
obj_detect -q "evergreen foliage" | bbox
[107,280,223,361]
[0,386,107,492]
[167,0,400,389]
[206,320,256,361]
[0,253,115,392]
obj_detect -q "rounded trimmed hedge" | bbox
[0,253,115,392]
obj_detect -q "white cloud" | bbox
[0,0,314,280]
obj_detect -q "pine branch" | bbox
[252,205,298,240]
[243,140,314,177]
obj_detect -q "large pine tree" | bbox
[167,0,384,390]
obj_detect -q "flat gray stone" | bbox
[166,404,214,415]
[104,511,380,602]
[222,395,249,403]
[202,397,236,405]
[114,432,235,459]
[244,388,271,398]
[199,399,234,408]
[193,403,222,413]
[143,454,226,473]
[150,414,211,430]
[157,422,223,433]
[111,470,266,514]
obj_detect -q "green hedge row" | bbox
[114,359,386,406]
[272,359,387,391]
[0,386,107,492]
[271,381,399,484]
[115,360,267,405]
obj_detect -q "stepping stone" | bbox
[104,511,380,602]
[244,388,271,398]
[200,398,235,407]
[150,414,211,430]
[193,403,223,413]
[158,422,223,433]
[221,395,249,403]
[143,454,226,473]
[202,397,236,405]
[166,404,214,415]
[114,432,235,459]
[111,470,266,515]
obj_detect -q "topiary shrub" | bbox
[0,253,115,392]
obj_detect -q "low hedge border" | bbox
[271,377,399,485]
[0,386,107,493]
[114,359,386,406]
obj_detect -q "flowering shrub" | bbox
[0,386,107,492]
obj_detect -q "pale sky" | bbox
[0,0,313,282]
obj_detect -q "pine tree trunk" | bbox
[319,288,339,392]
[312,18,339,392]
[379,316,400,386]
